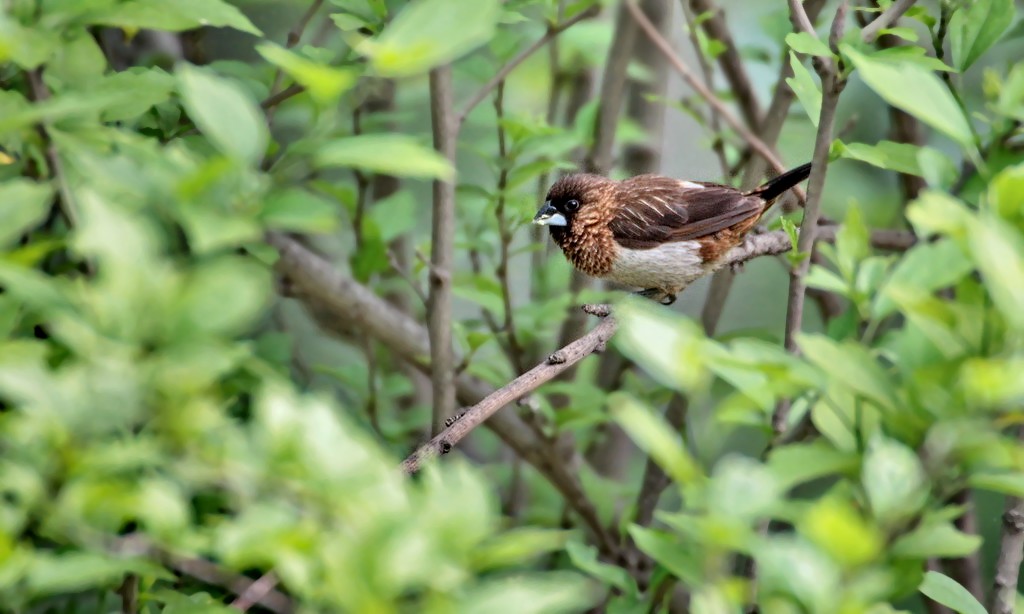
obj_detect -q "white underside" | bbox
[605,241,711,294]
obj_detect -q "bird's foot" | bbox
[635,288,677,306]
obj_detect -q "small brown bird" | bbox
[533,163,812,304]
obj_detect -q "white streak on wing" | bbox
[606,241,707,294]
[680,181,704,189]
[648,193,667,205]
[636,198,664,216]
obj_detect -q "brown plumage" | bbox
[533,163,812,304]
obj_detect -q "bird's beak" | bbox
[533,201,567,227]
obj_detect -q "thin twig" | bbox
[456,6,599,126]
[230,572,281,612]
[26,69,80,230]
[861,0,917,44]
[679,0,729,177]
[625,0,788,176]
[493,82,528,373]
[427,66,458,435]
[402,304,615,474]
[264,0,324,122]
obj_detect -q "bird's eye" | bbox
[565,199,580,212]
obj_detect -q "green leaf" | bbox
[800,497,883,568]
[767,442,858,490]
[315,134,453,180]
[366,0,501,77]
[873,238,973,318]
[969,216,1024,330]
[177,64,268,165]
[27,552,171,597]
[786,52,821,127]
[473,528,573,570]
[843,46,973,148]
[565,541,635,595]
[0,16,60,69]
[459,573,597,614]
[255,44,357,105]
[835,202,869,280]
[862,436,928,526]
[892,522,982,558]
[96,68,176,122]
[968,471,1024,497]
[840,140,930,176]
[609,393,701,486]
[949,0,1014,71]
[960,357,1024,408]
[368,190,419,242]
[0,179,54,249]
[798,334,897,410]
[261,188,339,234]
[786,32,833,58]
[614,300,709,392]
[708,455,780,522]
[919,571,986,614]
[88,0,262,35]
[627,526,701,584]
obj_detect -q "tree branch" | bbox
[992,432,1024,614]
[428,66,458,434]
[625,0,789,176]
[402,304,616,474]
[687,0,762,130]
[456,6,600,127]
[861,0,917,44]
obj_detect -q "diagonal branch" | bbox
[457,6,600,127]
[625,0,788,176]
[861,0,917,44]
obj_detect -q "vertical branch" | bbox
[992,432,1024,614]
[494,81,528,373]
[583,2,638,175]
[779,3,847,365]
[428,66,458,434]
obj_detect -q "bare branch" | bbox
[687,0,762,130]
[862,0,917,44]
[457,6,600,127]
[231,572,281,612]
[992,431,1024,614]
[584,2,638,174]
[625,0,789,176]
[402,304,616,474]
[428,66,458,434]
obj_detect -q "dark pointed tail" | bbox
[748,162,812,203]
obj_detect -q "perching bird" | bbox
[533,163,812,305]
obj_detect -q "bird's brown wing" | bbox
[609,175,763,249]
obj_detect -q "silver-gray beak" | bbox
[533,202,567,227]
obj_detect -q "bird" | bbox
[533,163,812,305]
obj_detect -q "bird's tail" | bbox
[747,162,812,204]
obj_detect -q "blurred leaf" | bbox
[798,334,897,410]
[261,188,340,233]
[628,526,701,584]
[0,16,60,69]
[614,300,709,392]
[96,68,176,122]
[800,497,883,568]
[315,134,453,180]
[767,442,858,490]
[862,436,928,525]
[949,0,1013,71]
[609,393,701,486]
[473,528,573,570]
[755,537,840,612]
[565,541,636,596]
[836,202,869,280]
[786,52,821,127]
[369,190,419,242]
[969,216,1024,330]
[177,256,270,336]
[892,521,981,558]
[177,64,268,165]
[256,44,357,104]
[708,455,780,522]
[27,553,171,597]
[459,572,597,614]
[873,239,973,318]
[967,471,1024,497]
[919,571,986,614]
[843,46,973,148]
[88,0,262,35]
[0,179,53,249]
[365,0,501,77]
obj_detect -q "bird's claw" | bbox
[635,288,676,306]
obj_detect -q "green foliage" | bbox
[2,0,1024,611]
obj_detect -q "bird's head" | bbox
[533,173,610,238]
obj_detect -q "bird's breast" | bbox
[606,241,708,292]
